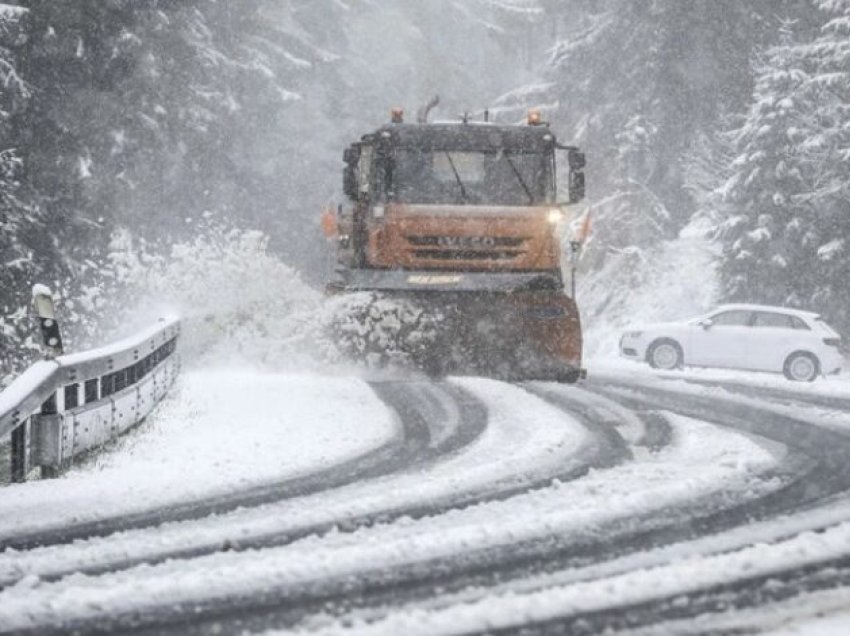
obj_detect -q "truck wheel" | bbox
[784,352,819,382]
[647,339,683,370]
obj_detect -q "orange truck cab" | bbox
[326,110,587,382]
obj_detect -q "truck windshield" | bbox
[392,149,551,206]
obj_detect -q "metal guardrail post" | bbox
[34,394,61,479]
[10,419,30,483]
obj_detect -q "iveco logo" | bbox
[436,236,497,248]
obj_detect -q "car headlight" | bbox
[627,331,643,339]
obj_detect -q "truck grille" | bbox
[407,236,525,248]
[411,250,521,261]
[405,235,527,262]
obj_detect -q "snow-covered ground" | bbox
[590,356,850,397]
[4,325,850,633]
[579,220,719,359]
[4,227,850,633]
[0,370,398,538]
[298,517,850,636]
[0,379,590,585]
[0,380,785,632]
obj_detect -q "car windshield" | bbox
[392,148,551,205]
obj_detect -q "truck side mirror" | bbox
[569,167,585,204]
[559,146,586,204]
[342,144,361,199]
[343,166,357,199]
[568,149,586,171]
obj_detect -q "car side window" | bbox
[710,311,751,326]
[752,312,795,329]
[791,316,811,330]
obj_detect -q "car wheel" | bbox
[647,339,683,370]
[784,352,820,382]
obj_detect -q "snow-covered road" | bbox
[0,370,401,542]
[2,366,850,635]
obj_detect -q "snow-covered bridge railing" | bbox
[0,317,181,483]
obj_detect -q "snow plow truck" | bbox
[323,100,588,383]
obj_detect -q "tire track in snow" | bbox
[0,379,469,553]
[0,379,609,591]
[460,377,850,636]
[366,378,850,636]
[19,389,750,636]
[0,380,487,585]
[1,376,424,552]
[587,377,850,503]
[525,382,673,452]
[0,379,623,635]
[195,383,832,636]
[505,555,850,636]
[1,420,405,553]
[4,378,841,636]
[467,525,850,636]
[654,373,850,414]
[244,409,804,635]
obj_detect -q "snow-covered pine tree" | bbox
[17,1,166,345]
[717,23,815,308]
[797,0,850,328]
[0,4,45,382]
[718,1,850,334]
[522,1,817,265]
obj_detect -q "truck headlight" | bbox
[547,209,565,224]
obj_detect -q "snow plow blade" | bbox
[328,268,568,294]
[328,269,584,383]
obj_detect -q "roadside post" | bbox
[33,284,64,358]
[10,285,65,481]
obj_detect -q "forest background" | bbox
[1,0,849,380]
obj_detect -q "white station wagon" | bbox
[619,304,844,382]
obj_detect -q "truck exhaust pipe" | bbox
[416,95,440,124]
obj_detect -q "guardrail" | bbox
[0,317,181,483]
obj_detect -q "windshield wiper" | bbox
[444,152,469,203]
[504,154,534,204]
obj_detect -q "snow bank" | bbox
[101,230,335,370]
[0,371,398,537]
[579,219,720,359]
[593,356,850,396]
[99,230,434,376]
